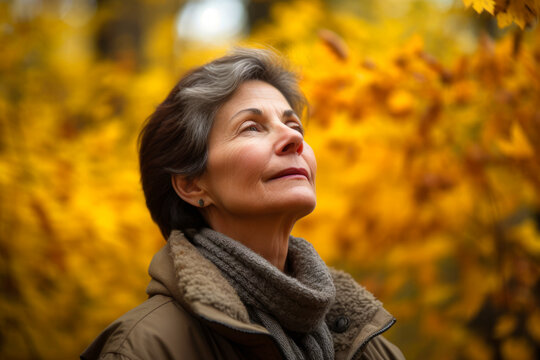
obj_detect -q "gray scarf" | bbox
[188,227,336,360]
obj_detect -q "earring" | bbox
[198,199,205,207]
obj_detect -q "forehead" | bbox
[217,80,291,118]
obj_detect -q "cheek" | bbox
[209,144,268,188]
[303,143,317,180]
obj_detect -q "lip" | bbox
[269,167,310,181]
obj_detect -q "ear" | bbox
[171,174,209,208]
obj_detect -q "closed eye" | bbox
[241,122,261,133]
[287,121,304,135]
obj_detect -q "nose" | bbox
[277,124,304,155]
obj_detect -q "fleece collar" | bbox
[146,231,395,358]
[189,227,336,333]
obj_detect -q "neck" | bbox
[205,213,296,272]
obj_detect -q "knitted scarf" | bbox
[188,227,336,360]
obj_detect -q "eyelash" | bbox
[242,123,260,132]
[241,121,304,135]
[288,122,304,135]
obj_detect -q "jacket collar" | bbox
[146,231,396,359]
[146,231,268,335]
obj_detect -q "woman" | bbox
[81,48,405,360]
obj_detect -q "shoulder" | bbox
[81,295,215,360]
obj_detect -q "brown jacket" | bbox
[81,232,405,360]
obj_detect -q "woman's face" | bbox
[198,80,317,222]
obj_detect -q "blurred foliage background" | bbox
[1,0,539,359]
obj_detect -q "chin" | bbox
[295,201,316,219]
[281,193,317,219]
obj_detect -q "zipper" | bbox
[351,318,396,360]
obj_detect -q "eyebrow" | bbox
[230,108,263,121]
[283,109,299,119]
[230,108,299,121]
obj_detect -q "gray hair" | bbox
[138,48,307,238]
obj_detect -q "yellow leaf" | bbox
[497,11,516,27]
[497,122,534,158]
[507,0,539,29]
[387,90,415,116]
[494,315,517,338]
[493,0,539,28]
[464,336,494,360]
[464,0,496,14]
[511,220,540,256]
[501,338,534,360]
[527,310,540,342]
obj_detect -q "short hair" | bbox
[138,48,307,238]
